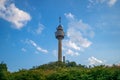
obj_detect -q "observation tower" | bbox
[55,17,65,62]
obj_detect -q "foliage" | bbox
[0,62,9,80]
[0,61,120,80]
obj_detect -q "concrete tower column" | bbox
[58,39,62,61]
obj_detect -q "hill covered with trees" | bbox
[0,61,120,80]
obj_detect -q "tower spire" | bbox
[59,17,61,25]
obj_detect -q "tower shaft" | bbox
[58,39,62,62]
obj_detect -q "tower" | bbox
[63,56,65,63]
[55,17,65,62]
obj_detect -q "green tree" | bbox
[0,62,8,80]
[66,61,77,67]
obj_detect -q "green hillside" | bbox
[0,61,120,80]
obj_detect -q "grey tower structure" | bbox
[55,17,65,62]
[63,56,65,63]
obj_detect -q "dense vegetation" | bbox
[0,61,120,80]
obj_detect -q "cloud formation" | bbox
[64,13,93,56]
[27,23,44,35]
[35,23,44,34]
[88,0,117,8]
[21,48,27,52]
[27,39,48,53]
[0,0,31,29]
[108,0,117,7]
[29,40,48,53]
[64,13,74,20]
[88,56,103,65]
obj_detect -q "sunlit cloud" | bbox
[64,13,94,56]
[108,0,117,7]
[0,0,31,29]
[63,40,80,51]
[25,39,48,53]
[87,0,117,8]
[29,40,48,53]
[64,13,74,20]
[65,49,79,56]
[88,56,103,65]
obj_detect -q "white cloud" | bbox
[29,40,37,47]
[64,13,74,20]
[28,39,48,53]
[36,23,44,34]
[66,49,79,56]
[27,23,44,35]
[21,48,27,52]
[88,0,117,8]
[67,26,92,48]
[22,39,48,53]
[0,0,31,29]
[63,40,80,51]
[108,0,117,7]
[64,13,93,56]
[88,56,103,65]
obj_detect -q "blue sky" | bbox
[0,0,120,72]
